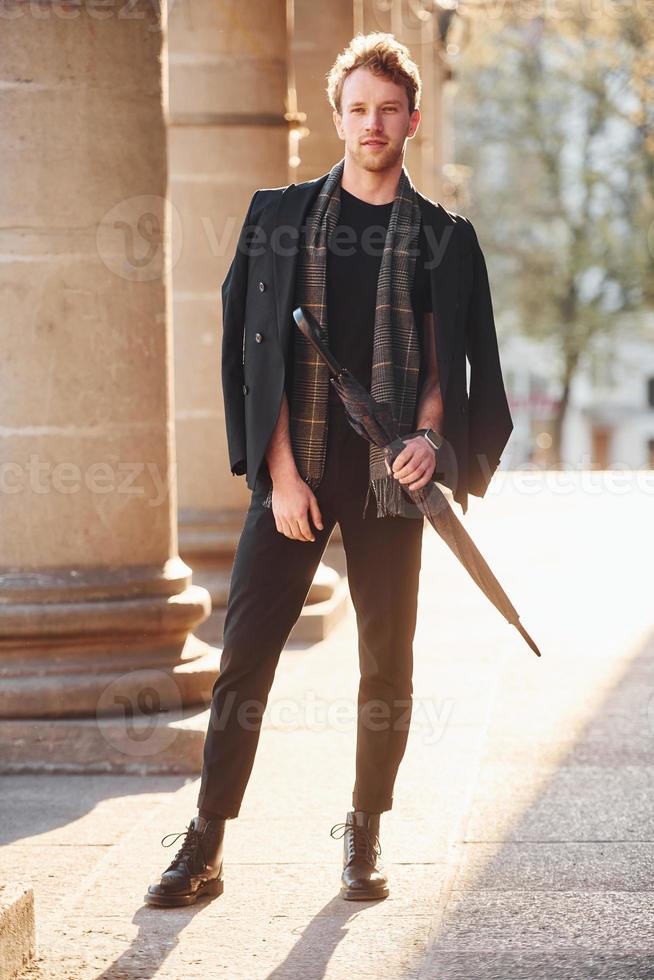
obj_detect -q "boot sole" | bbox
[144,876,224,908]
[341,884,389,901]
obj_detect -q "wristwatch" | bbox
[415,427,443,451]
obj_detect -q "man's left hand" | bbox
[391,436,437,491]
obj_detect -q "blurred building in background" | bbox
[501,317,654,471]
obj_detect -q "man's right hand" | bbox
[271,473,324,542]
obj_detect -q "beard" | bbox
[350,139,402,172]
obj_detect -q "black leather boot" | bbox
[330,809,389,900]
[145,815,226,907]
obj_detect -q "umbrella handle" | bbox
[293,306,344,378]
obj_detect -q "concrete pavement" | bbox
[1,472,653,979]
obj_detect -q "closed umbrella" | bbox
[293,305,542,659]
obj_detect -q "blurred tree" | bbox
[449,3,654,464]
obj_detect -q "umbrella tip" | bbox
[517,621,543,658]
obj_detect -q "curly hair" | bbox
[326,32,422,117]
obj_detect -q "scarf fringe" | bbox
[370,474,404,517]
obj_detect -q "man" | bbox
[146,32,513,908]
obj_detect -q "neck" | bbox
[340,154,403,205]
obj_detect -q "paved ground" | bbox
[2,472,653,979]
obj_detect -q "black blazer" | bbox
[220,171,513,515]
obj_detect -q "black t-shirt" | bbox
[325,185,432,423]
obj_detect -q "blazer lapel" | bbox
[272,176,328,356]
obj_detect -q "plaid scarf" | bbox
[272,157,423,518]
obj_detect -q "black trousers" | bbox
[197,408,424,818]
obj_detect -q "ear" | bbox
[408,107,421,139]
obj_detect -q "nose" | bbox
[363,108,384,132]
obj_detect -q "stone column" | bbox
[169,0,347,642]
[0,0,213,731]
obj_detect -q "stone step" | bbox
[0,883,35,980]
[0,706,210,776]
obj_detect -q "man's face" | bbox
[333,66,420,173]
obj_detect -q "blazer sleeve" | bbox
[220,190,259,477]
[463,218,514,498]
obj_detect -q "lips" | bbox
[362,140,386,147]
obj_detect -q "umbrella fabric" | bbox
[294,306,542,659]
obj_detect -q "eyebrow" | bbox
[347,100,402,107]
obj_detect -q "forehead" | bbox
[341,67,408,109]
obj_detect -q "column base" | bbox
[0,558,212,718]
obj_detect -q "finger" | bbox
[399,462,428,485]
[391,448,411,472]
[395,448,433,479]
[408,472,431,490]
[309,497,324,531]
[419,455,437,484]
[297,515,315,542]
[394,456,423,480]
[392,457,416,477]
[290,517,313,542]
[286,518,301,540]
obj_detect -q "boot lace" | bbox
[160,823,207,873]
[329,820,382,865]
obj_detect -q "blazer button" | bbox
[255,332,263,343]
[243,384,249,395]
[460,403,467,415]
[258,281,266,292]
